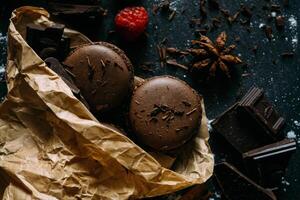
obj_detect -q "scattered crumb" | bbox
[287,130,296,139]
[294,120,300,127]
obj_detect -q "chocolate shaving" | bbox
[174,110,184,116]
[157,45,166,67]
[264,25,273,40]
[150,107,161,117]
[166,59,189,70]
[152,4,160,15]
[65,68,76,78]
[211,17,221,28]
[168,10,176,21]
[150,117,158,123]
[186,108,197,116]
[200,0,207,20]
[220,9,230,18]
[86,56,94,80]
[166,47,189,55]
[182,101,192,107]
[280,52,294,58]
[114,63,124,71]
[275,16,285,30]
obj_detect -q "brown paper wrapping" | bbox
[0,6,214,200]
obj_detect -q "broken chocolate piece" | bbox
[212,103,275,154]
[214,162,277,200]
[26,23,70,60]
[243,139,296,188]
[238,87,285,137]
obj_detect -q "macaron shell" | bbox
[64,42,133,112]
[129,76,202,151]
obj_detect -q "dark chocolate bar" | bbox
[212,103,274,154]
[243,139,296,189]
[238,87,285,137]
[214,162,277,200]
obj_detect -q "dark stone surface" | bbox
[0,0,299,199]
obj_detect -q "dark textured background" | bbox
[0,0,299,199]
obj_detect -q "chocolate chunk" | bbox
[243,139,296,188]
[129,76,202,152]
[212,103,275,154]
[26,23,70,60]
[238,87,285,137]
[214,162,277,200]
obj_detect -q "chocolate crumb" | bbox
[152,4,160,15]
[271,4,281,12]
[264,25,273,40]
[241,5,252,18]
[252,45,258,54]
[275,16,285,30]
[86,56,94,80]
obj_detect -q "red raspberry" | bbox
[115,6,149,41]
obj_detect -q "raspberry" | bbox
[115,6,149,41]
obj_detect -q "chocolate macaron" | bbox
[64,42,134,112]
[129,76,202,151]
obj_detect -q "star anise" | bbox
[188,32,242,77]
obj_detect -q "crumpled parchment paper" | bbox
[0,6,214,200]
